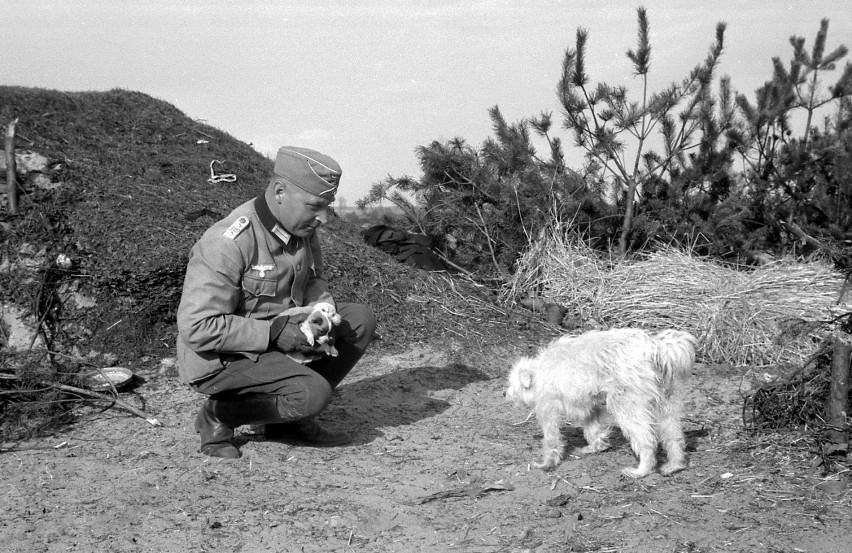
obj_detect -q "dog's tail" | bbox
[651,330,697,390]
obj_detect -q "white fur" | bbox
[279,302,342,363]
[280,302,342,346]
[505,328,697,478]
[299,302,342,346]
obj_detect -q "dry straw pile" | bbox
[506,231,849,368]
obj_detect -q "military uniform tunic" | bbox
[177,195,331,384]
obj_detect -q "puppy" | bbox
[506,328,696,478]
[279,302,343,362]
[299,302,342,355]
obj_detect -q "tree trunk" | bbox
[825,333,851,449]
[4,117,18,214]
[617,178,639,257]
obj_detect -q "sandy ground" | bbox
[1,343,850,553]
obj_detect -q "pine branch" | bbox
[626,7,652,76]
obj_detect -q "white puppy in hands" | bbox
[299,302,342,354]
[505,328,697,478]
[279,302,343,362]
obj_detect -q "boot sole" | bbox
[201,444,242,459]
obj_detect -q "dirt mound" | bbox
[1,87,272,355]
[0,86,552,441]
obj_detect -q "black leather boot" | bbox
[265,418,351,447]
[197,394,350,453]
[195,400,240,459]
[211,394,350,446]
[194,395,281,459]
[211,393,288,426]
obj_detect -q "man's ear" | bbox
[273,180,287,201]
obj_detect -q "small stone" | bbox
[55,253,73,269]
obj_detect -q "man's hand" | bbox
[269,313,315,353]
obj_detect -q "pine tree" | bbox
[358,107,603,277]
[791,19,852,144]
[557,7,728,256]
[729,17,852,258]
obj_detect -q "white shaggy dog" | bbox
[506,328,697,478]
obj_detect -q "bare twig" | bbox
[49,382,162,427]
[782,220,823,249]
[0,372,162,427]
[405,481,514,505]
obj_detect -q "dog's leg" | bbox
[609,395,657,478]
[575,405,612,455]
[533,399,564,470]
[657,399,688,475]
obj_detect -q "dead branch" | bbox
[0,372,162,427]
[405,481,515,505]
[782,220,823,249]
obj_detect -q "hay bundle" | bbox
[506,232,849,367]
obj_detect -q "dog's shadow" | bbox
[685,427,710,452]
[556,425,710,456]
[557,427,630,453]
[240,363,491,448]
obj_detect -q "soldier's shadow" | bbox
[325,363,491,446]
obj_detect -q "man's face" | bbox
[275,182,333,237]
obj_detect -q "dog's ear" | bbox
[514,358,534,389]
[519,368,533,389]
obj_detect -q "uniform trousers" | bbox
[190,302,376,421]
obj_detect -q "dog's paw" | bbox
[621,466,653,479]
[659,461,687,476]
[532,459,558,471]
[532,451,562,471]
[574,443,609,456]
[319,344,339,357]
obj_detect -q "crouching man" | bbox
[176,146,376,459]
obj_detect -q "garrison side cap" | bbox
[273,146,341,198]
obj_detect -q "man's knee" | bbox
[356,304,377,340]
[339,303,377,347]
[275,373,333,419]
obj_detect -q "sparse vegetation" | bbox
[362,10,852,274]
[1,11,851,551]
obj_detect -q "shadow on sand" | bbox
[322,362,492,445]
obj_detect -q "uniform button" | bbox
[296,263,303,271]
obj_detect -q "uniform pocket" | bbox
[242,276,277,297]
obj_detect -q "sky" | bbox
[4,1,852,206]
